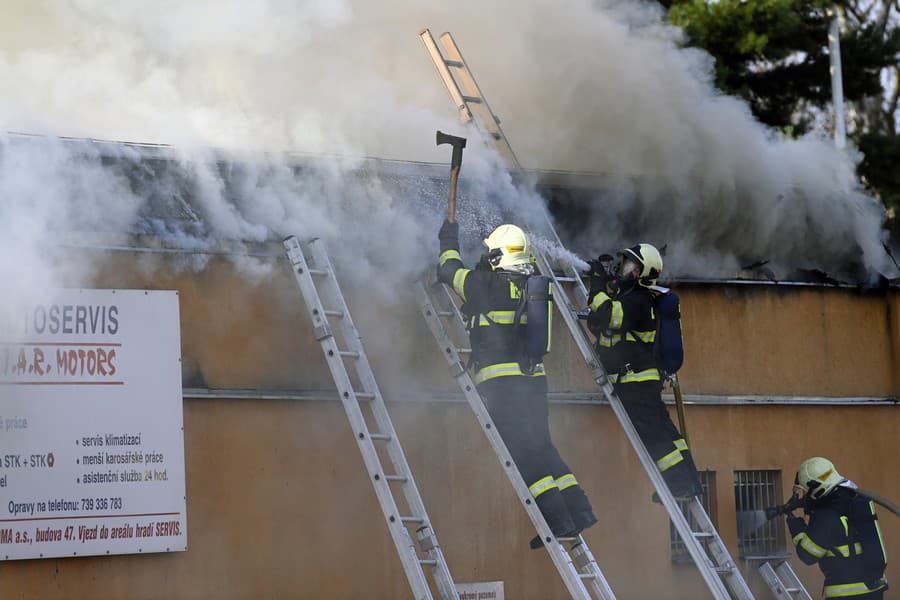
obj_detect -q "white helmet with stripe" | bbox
[484,224,533,270]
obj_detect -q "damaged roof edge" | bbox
[61,233,900,289]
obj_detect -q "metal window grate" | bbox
[671,470,716,564]
[734,470,787,559]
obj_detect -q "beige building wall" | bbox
[1,255,897,599]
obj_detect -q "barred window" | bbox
[671,470,716,564]
[734,470,788,559]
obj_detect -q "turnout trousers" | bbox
[478,374,595,536]
[615,380,702,497]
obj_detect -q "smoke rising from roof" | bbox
[0,0,895,318]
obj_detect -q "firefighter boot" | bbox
[529,491,576,549]
[661,457,703,499]
[560,485,597,533]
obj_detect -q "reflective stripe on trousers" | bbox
[474,362,545,384]
[824,581,883,597]
[609,367,660,384]
[529,475,557,498]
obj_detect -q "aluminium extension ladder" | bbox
[758,561,813,600]
[284,236,457,600]
[416,279,617,600]
[420,28,795,600]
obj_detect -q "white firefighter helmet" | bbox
[483,224,533,270]
[620,243,663,286]
[794,457,844,500]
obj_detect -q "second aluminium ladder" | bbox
[417,279,616,600]
[284,236,457,600]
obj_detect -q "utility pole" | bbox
[827,4,847,149]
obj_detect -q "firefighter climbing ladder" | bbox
[284,236,457,600]
[758,561,813,600]
[419,28,809,600]
[416,280,617,600]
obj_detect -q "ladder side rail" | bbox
[686,498,759,598]
[534,250,745,600]
[418,29,473,124]
[303,240,458,600]
[774,561,813,600]
[437,34,515,152]
[284,237,435,600]
[417,282,606,600]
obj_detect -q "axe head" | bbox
[436,130,467,149]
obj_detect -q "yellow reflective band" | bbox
[796,533,828,558]
[475,310,522,326]
[439,249,461,266]
[452,269,470,301]
[657,448,684,472]
[827,545,850,558]
[625,330,656,343]
[618,368,660,384]
[590,292,610,312]
[674,438,688,452]
[610,301,624,329]
[474,362,546,384]
[556,474,578,491]
[840,515,850,537]
[529,475,557,499]
[824,582,877,597]
[597,333,621,348]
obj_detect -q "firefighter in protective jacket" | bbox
[787,457,888,599]
[437,220,597,545]
[586,244,702,498]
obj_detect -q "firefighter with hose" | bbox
[774,457,891,599]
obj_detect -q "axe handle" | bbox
[447,166,459,223]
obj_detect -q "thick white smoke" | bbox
[0,0,894,315]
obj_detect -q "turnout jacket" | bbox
[789,486,888,598]
[586,284,659,384]
[437,227,544,385]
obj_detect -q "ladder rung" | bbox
[385,475,408,482]
[339,350,360,358]
[557,536,578,543]
[308,268,328,276]
[401,516,425,524]
[578,573,597,579]
[436,311,454,317]
[457,348,472,354]
[692,531,714,538]
[354,392,375,400]
[461,95,483,104]
[419,559,437,566]
[713,566,733,574]
[556,276,577,282]
[324,310,344,318]
[784,588,801,593]
[444,59,463,68]
[370,433,392,441]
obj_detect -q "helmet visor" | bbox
[617,258,641,278]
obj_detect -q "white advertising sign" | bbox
[0,289,186,560]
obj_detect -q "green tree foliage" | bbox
[664,0,900,232]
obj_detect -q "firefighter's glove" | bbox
[786,516,806,537]
[438,220,459,245]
